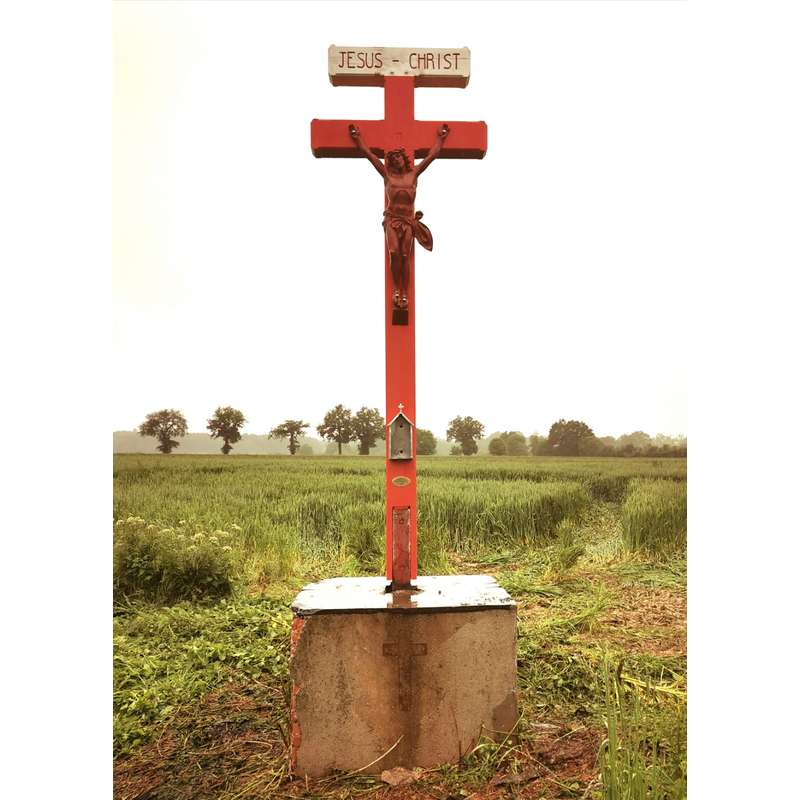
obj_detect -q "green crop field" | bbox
[113,454,687,799]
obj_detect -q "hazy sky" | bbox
[113,1,688,439]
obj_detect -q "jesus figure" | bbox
[349,122,450,310]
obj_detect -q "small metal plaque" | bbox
[329,46,470,88]
[392,476,411,487]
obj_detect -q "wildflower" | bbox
[192,532,205,541]
[209,536,219,544]
[178,520,186,526]
[230,524,242,532]
[222,545,232,552]
[187,545,198,552]
[126,516,137,524]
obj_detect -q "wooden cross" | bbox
[311,47,487,588]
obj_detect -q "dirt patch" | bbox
[114,681,287,800]
[587,585,686,657]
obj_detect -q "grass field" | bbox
[113,454,687,799]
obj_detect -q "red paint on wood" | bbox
[310,75,486,586]
[391,505,412,588]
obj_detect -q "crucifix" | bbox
[311,46,487,589]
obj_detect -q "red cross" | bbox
[311,76,487,588]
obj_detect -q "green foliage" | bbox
[546,418,597,456]
[599,659,687,799]
[622,479,687,555]
[112,454,687,794]
[268,419,309,455]
[113,517,235,603]
[352,406,385,455]
[489,431,528,456]
[415,427,437,455]
[338,501,384,569]
[317,404,355,455]
[488,437,506,455]
[206,406,246,454]
[138,409,188,454]
[113,597,291,755]
[446,415,485,456]
[528,433,547,455]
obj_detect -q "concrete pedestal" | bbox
[289,575,517,777]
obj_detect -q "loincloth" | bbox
[382,210,433,251]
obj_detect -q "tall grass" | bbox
[600,659,687,799]
[621,480,687,555]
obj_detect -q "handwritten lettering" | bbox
[333,48,467,75]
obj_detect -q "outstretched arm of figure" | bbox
[349,125,385,177]
[415,124,449,176]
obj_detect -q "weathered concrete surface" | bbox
[289,575,517,777]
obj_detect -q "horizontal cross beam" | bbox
[310,119,487,159]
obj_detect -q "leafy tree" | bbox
[269,419,310,455]
[450,444,463,456]
[446,416,484,456]
[501,431,528,456]
[617,431,653,452]
[352,407,385,455]
[207,406,246,454]
[528,433,547,456]
[546,419,596,456]
[488,437,507,456]
[317,404,355,455]
[138,409,188,454]
[416,428,437,456]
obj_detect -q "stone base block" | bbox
[289,575,517,777]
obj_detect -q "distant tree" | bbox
[546,419,596,456]
[502,431,528,456]
[298,443,314,456]
[617,431,653,452]
[488,437,507,456]
[207,406,246,454]
[352,407,385,455]
[269,419,310,455]
[446,416,484,456]
[528,433,547,456]
[138,409,188,454]
[317,404,355,455]
[416,428,437,456]
[450,444,464,456]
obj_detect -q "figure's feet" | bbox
[393,290,401,308]
[398,293,408,309]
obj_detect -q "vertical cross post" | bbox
[311,50,486,589]
[384,77,416,588]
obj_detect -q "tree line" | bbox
[137,409,686,458]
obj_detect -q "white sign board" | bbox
[328,46,470,88]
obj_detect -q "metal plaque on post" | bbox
[388,411,413,461]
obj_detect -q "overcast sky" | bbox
[113,1,688,439]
